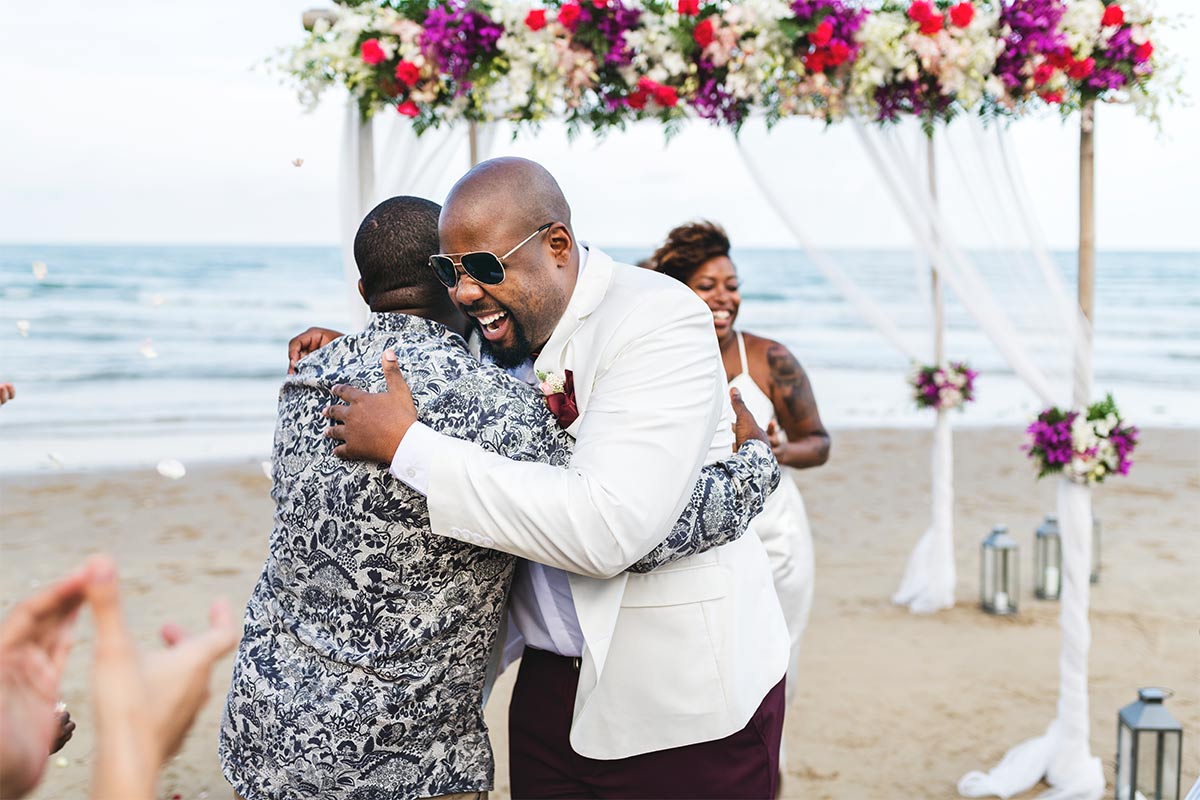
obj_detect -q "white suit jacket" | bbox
[428,246,789,759]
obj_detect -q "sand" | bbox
[2,427,1197,800]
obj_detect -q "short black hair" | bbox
[354,196,442,306]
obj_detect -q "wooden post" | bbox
[468,122,480,168]
[302,8,337,30]
[1075,101,1096,408]
[929,133,945,368]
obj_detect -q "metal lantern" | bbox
[980,525,1019,615]
[1116,687,1183,800]
[1091,518,1102,584]
[1035,514,1062,600]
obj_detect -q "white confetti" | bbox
[292,158,304,167]
[32,261,48,281]
[139,339,158,359]
[16,320,30,337]
[156,459,186,480]
[261,460,273,478]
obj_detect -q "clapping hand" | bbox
[86,556,239,800]
[0,565,89,799]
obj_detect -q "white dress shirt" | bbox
[390,250,591,658]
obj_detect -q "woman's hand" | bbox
[288,327,344,373]
[86,556,239,800]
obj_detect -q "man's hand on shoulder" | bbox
[325,351,418,465]
[288,327,343,374]
[730,388,770,451]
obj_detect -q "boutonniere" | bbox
[537,369,579,429]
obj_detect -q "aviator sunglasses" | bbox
[429,222,555,288]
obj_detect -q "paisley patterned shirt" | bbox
[219,313,778,800]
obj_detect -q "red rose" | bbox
[1135,41,1153,61]
[1041,90,1064,104]
[394,61,420,87]
[827,40,851,66]
[1101,4,1124,26]
[653,84,679,107]
[678,0,701,15]
[949,2,975,28]
[693,17,715,48]
[1067,57,1095,78]
[544,370,579,429]
[1034,63,1055,84]
[557,3,582,30]
[811,20,834,47]
[397,100,420,117]
[1048,47,1073,69]
[360,38,385,66]
[919,13,944,35]
[627,88,649,110]
[907,1,934,24]
[525,9,547,30]
[592,0,608,7]
[804,50,828,73]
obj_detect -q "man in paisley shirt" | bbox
[219,196,778,800]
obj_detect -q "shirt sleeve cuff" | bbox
[388,421,438,495]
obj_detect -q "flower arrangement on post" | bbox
[850,0,1003,130]
[1056,0,1162,117]
[987,0,1070,112]
[1025,394,1138,484]
[776,0,869,122]
[911,361,978,410]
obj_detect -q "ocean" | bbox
[1,244,1196,474]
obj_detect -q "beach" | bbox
[3,426,1196,800]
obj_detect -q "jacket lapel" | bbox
[533,244,613,386]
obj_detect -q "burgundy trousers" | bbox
[509,647,785,800]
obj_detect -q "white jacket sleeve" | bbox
[425,295,725,579]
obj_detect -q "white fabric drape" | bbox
[891,407,955,612]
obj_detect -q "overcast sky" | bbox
[1,0,1195,249]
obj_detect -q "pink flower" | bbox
[525,9,547,31]
[1034,63,1055,84]
[397,100,420,117]
[949,2,975,28]
[678,0,700,15]
[394,61,420,87]
[1101,5,1124,27]
[811,20,834,47]
[1041,89,1064,104]
[360,38,386,66]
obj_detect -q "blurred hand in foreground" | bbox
[86,556,239,800]
[0,383,14,405]
[730,388,770,451]
[288,327,343,374]
[0,565,89,799]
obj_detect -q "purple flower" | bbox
[576,1,642,67]
[995,0,1068,95]
[421,3,503,90]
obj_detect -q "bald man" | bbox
[326,160,791,799]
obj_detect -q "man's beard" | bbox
[481,314,535,368]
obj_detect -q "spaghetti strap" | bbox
[736,331,749,376]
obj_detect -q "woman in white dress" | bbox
[650,221,831,707]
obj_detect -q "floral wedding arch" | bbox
[279,2,1175,797]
